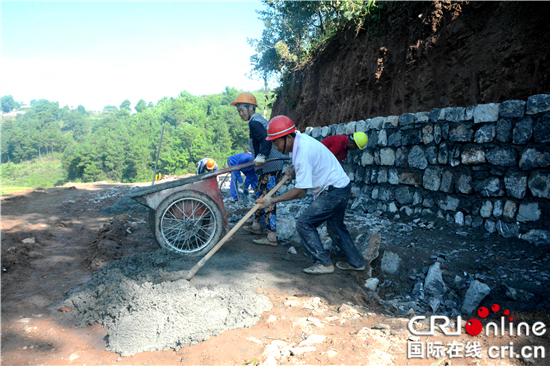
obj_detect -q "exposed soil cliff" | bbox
[272,1,550,130]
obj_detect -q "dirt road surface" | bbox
[1,182,548,365]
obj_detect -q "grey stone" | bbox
[441,123,449,140]
[395,187,413,205]
[521,230,550,245]
[388,168,399,185]
[474,103,499,123]
[321,126,331,137]
[399,113,416,126]
[423,167,441,191]
[461,280,491,314]
[455,212,464,226]
[465,105,475,120]
[472,217,484,228]
[336,123,346,135]
[416,112,430,123]
[388,130,402,147]
[424,262,447,296]
[378,129,388,147]
[449,124,473,142]
[433,124,442,144]
[399,171,423,185]
[438,143,449,165]
[364,278,380,291]
[370,168,378,184]
[388,202,398,213]
[504,172,527,199]
[305,127,314,136]
[355,166,365,182]
[461,147,486,165]
[474,177,504,197]
[503,201,517,219]
[474,124,496,143]
[423,197,434,208]
[382,116,398,129]
[534,113,550,143]
[422,124,434,145]
[371,188,379,200]
[497,221,519,238]
[526,94,550,115]
[493,200,503,218]
[378,187,394,201]
[519,148,550,170]
[528,171,550,198]
[425,146,438,165]
[440,170,454,193]
[486,147,517,167]
[311,127,322,139]
[438,196,460,211]
[517,203,541,222]
[480,201,493,218]
[402,129,422,145]
[445,107,466,122]
[395,147,409,167]
[513,117,533,144]
[400,206,413,216]
[345,121,357,135]
[413,191,422,206]
[450,145,462,167]
[408,146,428,170]
[377,168,388,184]
[367,130,378,149]
[356,120,367,133]
[381,251,401,275]
[457,174,473,195]
[500,100,526,118]
[485,220,496,233]
[379,148,395,166]
[430,108,445,122]
[496,119,512,142]
[370,117,385,130]
[361,151,374,166]
[465,215,472,226]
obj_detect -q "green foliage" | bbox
[1,95,16,113]
[248,1,381,84]
[1,159,66,190]
[2,87,272,184]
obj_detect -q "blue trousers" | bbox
[227,153,258,201]
[296,184,366,268]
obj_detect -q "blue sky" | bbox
[2,1,267,111]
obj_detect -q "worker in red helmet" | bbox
[256,115,366,275]
[196,158,218,175]
[232,92,283,246]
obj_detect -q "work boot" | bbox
[303,264,334,275]
[243,222,262,235]
[335,261,365,271]
[253,232,278,246]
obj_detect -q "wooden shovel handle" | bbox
[185,174,291,280]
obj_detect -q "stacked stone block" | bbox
[304,94,550,243]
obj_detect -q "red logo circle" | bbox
[465,319,483,336]
[477,307,489,318]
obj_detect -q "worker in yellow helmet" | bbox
[320,131,368,163]
[196,158,218,175]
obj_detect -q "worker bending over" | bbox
[257,116,366,275]
[232,92,283,246]
[227,152,258,203]
[196,158,218,175]
[321,131,368,163]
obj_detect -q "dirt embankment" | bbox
[272,1,550,130]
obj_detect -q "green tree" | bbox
[1,95,16,113]
[77,105,86,115]
[120,99,132,112]
[135,99,147,113]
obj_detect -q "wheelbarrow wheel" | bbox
[154,190,224,256]
[148,209,156,234]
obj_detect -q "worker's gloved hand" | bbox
[255,196,272,208]
[284,167,296,179]
[253,155,266,167]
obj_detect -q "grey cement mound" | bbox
[64,249,272,357]
[100,197,149,216]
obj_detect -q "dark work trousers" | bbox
[296,184,366,268]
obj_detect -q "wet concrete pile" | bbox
[64,249,272,357]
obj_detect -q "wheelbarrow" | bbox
[128,157,290,258]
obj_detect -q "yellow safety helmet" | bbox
[206,158,216,170]
[231,92,257,107]
[352,131,368,150]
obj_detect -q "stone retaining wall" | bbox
[299,94,550,244]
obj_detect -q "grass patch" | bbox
[0,186,32,195]
[1,159,67,193]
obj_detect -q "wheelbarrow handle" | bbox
[185,173,291,280]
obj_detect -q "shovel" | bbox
[184,173,290,280]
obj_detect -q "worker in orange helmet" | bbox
[196,158,218,175]
[256,115,366,275]
[231,92,283,246]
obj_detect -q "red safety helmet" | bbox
[266,115,296,141]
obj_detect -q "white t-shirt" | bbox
[292,134,350,197]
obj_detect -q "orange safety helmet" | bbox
[206,158,216,170]
[266,115,296,141]
[230,92,257,107]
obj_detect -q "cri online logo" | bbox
[408,303,547,337]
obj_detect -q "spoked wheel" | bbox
[154,190,223,256]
